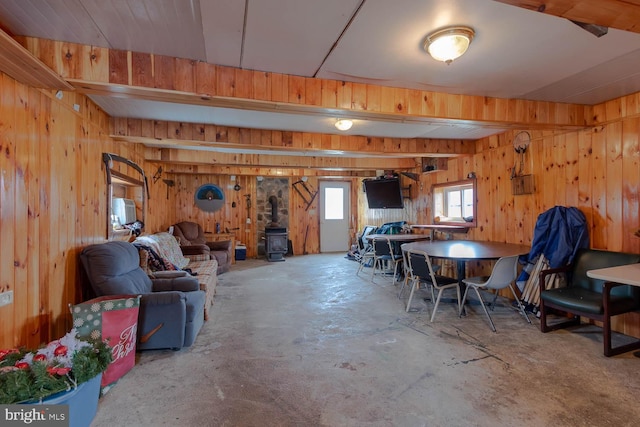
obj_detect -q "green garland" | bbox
[0,337,112,404]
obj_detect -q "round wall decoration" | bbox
[194,183,225,212]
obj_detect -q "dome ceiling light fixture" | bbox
[334,119,353,131]
[424,26,475,64]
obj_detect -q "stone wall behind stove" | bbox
[256,177,289,255]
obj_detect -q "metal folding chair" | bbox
[405,249,460,321]
[371,237,403,285]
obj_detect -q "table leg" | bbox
[456,260,466,286]
[457,260,468,316]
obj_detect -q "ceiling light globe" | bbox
[424,26,474,64]
[335,119,353,131]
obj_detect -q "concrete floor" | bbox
[92,253,640,427]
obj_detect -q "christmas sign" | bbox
[71,295,140,393]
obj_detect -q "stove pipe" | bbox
[268,195,279,226]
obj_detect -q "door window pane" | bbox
[324,188,344,219]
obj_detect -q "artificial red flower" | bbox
[33,354,47,362]
[56,367,71,375]
[15,362,29,370]
[0,349,18,360]
[46,366,71,376]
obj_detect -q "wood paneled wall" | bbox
[167,174,329,258]
[0,73,157,348]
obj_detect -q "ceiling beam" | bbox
[0,29,72,90]
[19,37,591,130]
[493,0,640,33]
[145,147,419,171]
[117,135,450,159]
[160,163,377,178]
[111,119,475,158]
[75,79,583,132]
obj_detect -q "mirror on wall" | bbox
[103,153,148,240]
[432,178,476,227]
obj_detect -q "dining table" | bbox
[586,263,640,287]
[365,233,432,244]
[402,240,531,283]
[401,240,531,308]
[586,263,640,357]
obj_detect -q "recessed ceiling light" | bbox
[424,26,475,64]
[335,119,353,131]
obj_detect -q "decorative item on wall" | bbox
[195,183,225,212]
[511,131,534,195]
[162,179,174,200]
[102,153,147,241]
[292,179,318,211]
[152,166,163,183]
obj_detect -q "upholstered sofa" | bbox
[133,232,218,320]
[172,221,233,274]
[80,241,206,350]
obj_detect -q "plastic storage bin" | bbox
[235,244,247,260]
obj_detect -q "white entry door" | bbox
[319,181,350,252]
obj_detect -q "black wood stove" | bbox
[265,227,288,262]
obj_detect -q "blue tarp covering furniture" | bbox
[527,206,589,269]
[519,206,589,284]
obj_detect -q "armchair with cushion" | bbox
[80,241,206,351]
[170,221,211,259]
[539,248,640,356]
[172,221,232,274]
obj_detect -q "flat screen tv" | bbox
[363,178,404,209]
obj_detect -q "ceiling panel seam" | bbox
[239,0,249,68]
[79,0,110,48]
[312,0,367,78]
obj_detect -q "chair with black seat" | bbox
[539,248,640,356]
[399,243,442,300]
[355,226,376,276]
[371,237,403,285]
[405,248,460,321]
[460,255,531,332]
